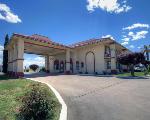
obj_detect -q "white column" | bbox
[45,55,50,72]
[66,49,71,72]
[49,56,54,73]
[13,44,17,73]
[9,48,13,72]
[15,39,24,77]
[7,49,11,72]
[73,51,77,73]
[110,44,117,70]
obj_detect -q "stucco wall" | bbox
[53,53,66,73]
[73,43,105,74]
[51,43,129,74]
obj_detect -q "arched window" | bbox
[54,60,59,70]
[70,58,73,71]
[76,61,79,70]
[81,62,84,68]
[105,46,111,57]
[60,61,64,72]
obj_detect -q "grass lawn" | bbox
[118,72,146,77]
[0,75,61,120]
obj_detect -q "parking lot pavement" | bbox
[27,74,150,120]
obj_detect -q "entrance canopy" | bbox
[8,33,70,55]
[5,33,71,77]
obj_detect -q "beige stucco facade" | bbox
[5,33,129,77]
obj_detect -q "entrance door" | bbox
[86,52,95,74]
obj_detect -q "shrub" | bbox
[40,67,46,72]
[111,70,118,74]
[29,64,39,72]
[17,83,59,120]
[26,69,29,72]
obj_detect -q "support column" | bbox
[49,56,54,73]
[73,51,77,74]
[7,49,10,72]
[8,47,14,76]
[7,49,12,75]
[13,44,16,75]
[14,39,24,77]
[45,55,50,73]
[110,44,117,74]
[65,49,71,74]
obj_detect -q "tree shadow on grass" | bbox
[0,74,16,81]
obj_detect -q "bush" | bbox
[29,64,39,72]
[40,67,46,72]
[17,83,59,120]
[111,70,118,74]
[26,69,29,72]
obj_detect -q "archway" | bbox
[85,51,95,74]
[24,53,45,73]
[5,33,69,77]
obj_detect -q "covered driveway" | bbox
[26,74,150,120]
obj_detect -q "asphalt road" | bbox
[26,73,150,120]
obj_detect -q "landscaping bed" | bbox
[0,75,61,120]
[118,72,146,77]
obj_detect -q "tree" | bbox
[117,52,145,76]
[29,64,39,72]
[2,34,9,73]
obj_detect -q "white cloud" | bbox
[24,56,45,67]
[122,37,130,42]
[87,0,132,14]
[0,3,21,23]
[102,34,114,40]
[129,45,135,49]
[128,31,148,41]
[122,23,149,44]
[137,46,142,49]
[123,23,149,30]
[0,44,4,64]
[121,41,128,45]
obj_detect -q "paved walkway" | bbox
[26,73,150,120]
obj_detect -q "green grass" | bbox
[0,75,61,120]
[118,72,146,77]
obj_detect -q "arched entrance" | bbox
[60,61,64,73]
[85,51,95,74]
[5,33,70,77]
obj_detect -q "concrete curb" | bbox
[26,78,67,120]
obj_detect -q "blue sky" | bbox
[0,0,150,66]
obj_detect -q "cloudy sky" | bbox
[0,0,150,66]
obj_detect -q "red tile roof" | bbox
[69,38,104,48]
[12,33,128,51]
[12,33,69,48]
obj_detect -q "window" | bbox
[106,60,111,69]
[54,60,59,70]
[105,46,111,57]
[81,62,84,68]
[76,61,79,70]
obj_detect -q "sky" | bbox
[0,0,150,66]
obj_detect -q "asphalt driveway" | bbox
[26,73,150,120]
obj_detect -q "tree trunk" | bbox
[130,64,135,77]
